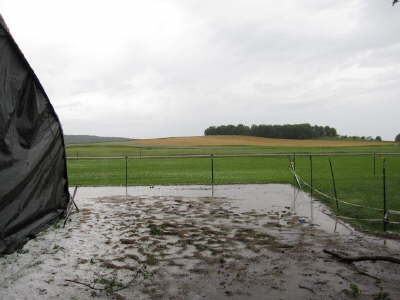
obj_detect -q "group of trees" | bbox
[204,123,337,140]
[204,124,400,142]
[339,135,382,141]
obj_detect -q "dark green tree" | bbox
[204,123,338,139]
[395,133,400,142]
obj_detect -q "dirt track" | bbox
[1,185,399,300]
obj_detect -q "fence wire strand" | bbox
[289,165,400,224]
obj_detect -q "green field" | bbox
[66,141,400,233]
[66,142,400,157]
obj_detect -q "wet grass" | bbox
[294,154,400,233]
[65,142,400,158]
[67,156,291,186]
[67,154,400,233]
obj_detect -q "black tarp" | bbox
[0,15,70,254]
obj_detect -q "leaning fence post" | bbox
[328,157,339,211]
[293,153,296,171]
[383,158,387,232]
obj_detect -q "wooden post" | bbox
[383,158,387,232]
[329,157,339,211]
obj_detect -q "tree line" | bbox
[204,123,337,140]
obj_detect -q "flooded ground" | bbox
[1,184,400,300]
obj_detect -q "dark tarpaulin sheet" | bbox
[0,15,70,254]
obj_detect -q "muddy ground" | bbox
[1,184,400,300]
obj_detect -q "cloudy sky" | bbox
[1,1,399,140]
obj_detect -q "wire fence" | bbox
[67,154,293,186]
[288,153,400,232]
[66,153,400,232]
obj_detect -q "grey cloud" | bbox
[1,0,399,140]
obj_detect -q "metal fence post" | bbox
[309,154,313,200]
[211,154,214,196]
[309,154,314,222]
[328,157,339,212]
[125,156,128,197]
[373,152,376,176]
[211,154,214,185]
[383,158,387,232]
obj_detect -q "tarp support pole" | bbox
[71,186,79,212]
[63,186,79,228]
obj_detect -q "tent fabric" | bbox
[0,15,70,254]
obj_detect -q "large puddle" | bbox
[1,184,400,300]
[76,184,351,234]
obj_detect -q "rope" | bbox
[389,210,400,215]
[337,215,400,225]
[335,215,384,222]
[288,166,400,224]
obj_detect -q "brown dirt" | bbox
[132,135,392,147]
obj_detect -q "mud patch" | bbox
[1,184,400,300]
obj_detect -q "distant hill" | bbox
[64,135,132,145]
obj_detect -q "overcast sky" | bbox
[1,1,399,140]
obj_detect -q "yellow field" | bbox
[132,135,393,147]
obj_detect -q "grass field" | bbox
[65,135,399,158]
[66,136,400,233]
